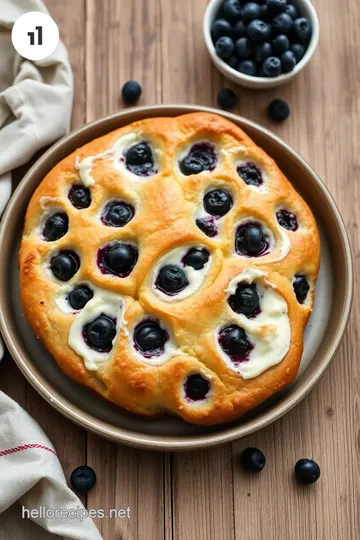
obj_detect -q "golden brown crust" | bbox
[19,112,320,425]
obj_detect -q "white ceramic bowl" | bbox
[203,0,320,89]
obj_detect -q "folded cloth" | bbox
[0,2,103,539]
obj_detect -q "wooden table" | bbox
[1,1,359,538]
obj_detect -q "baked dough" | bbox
[19,112,320,425]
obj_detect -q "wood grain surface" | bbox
[1,1,359,539]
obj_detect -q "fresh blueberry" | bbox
[196,217,218,237]
[125,142,156,176]
[235,223,268,256]
[272,34,289,54]
[121,80,142,105]
[272,13,293,35]
[182,247,210,270]
[226,55,239,69]
[217,88,238,109]
[237,162,263,186]
[68,185,91,209]
[290,42,305,62]
[156,265,188,295]
[211,18,233,42]
[101,201,134,227]
[98,243,138,277]
[241,447,266,472]
[233,20,248,40]
[294,459,321,484]
[218,324,252,362]
[134,320,168,357]
[50,251,80,281]
[292,17,312,42]
[268,99,290,121]
[276,209,298,230]
[284,4,298,19]
[255,41,273,62]
[247,19,271,41]
[204,189,233,217]
[293,275,310,304]
[83,315,116,352]
[184,374,210,401]
[68,285,93,310]
[70,466,96,493]
[215,36,235,60]
[241,2,261,23]
[263,56,282,77]
[228,282,260,318]
[223,0,243,22]
[235,37,253,59]
[266,0,287,16]
[281,49,296,72]
[238,59,257,76]
[180,143,217,175]
[43,213,69,242]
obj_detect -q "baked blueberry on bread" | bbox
[19,113,320,425]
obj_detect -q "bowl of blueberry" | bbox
[204,0,319,88]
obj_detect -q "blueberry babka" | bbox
[19,113,320,425]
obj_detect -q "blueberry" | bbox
[83,315,116,352]
[68,285,93,310]
[180,143,217,175]
[238,59,257,76]
[260,5,270,22]
[182,247,210,270]
[268,99,290,121]
[196,217,218,237]
[203,189,233,217]
[237,162,263,186]
[218,324,252,361]
[184,374,210,401]
[241,3,261,23]
[235,37,253,59]
[211,18,233,42]
[121,80,142,105]
[272,13,293,35]
[255,41,272,62]
[134,320,168,357]
[266,0,287,16]
[281,50,296,72]
[101,201,134,227]
[290,42,305,62]
[276,208,298,230]
[50,251,80,281]
[217,88,238,109]
[284,4,298,19]
[235,223,268,256]
[233,20,248,40]
[247,19,271,42]
[125,142,156,176]
[223,0,243,22]
[293,275,310,304]
[228,283,260,317]
[215,36,235,60]
[272,34,289,54]
[70,466,96,493]
[43,213,69,242]
[293,17,312,42]
[241,447,266,472]
[98,243,138,277]
[156,264,188,295]
[226,56,239,69]
[294,459,320,484]
[68,185,91,209]
[263,56,282,77]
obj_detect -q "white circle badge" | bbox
[11,11,59,61]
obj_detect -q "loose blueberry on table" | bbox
[50,251,80,281]
[196,216,218,238]
[235,222,269,257]
[293,274,310,304]
[211,0,312,78]
[70,465,97,493]
[184,374,210,402]
[294,458,321,484]
[218,324,253,363]
[101,201,134,227]
[182,247,210,270]
[204,189,233,217]
[156,264,189,295]
[268,98,290,121]
[241,447,266,473]
[228,282,260,318]
[68,284,93,310]
[125,142,156,177]
[217,88,238,110]
[43,212,69,242]
[121,80,142,105]
[276,208,298,231]
[237,162,263,186]
[83,315,117,352]
[133,320,168,358]
[98,242,138,277]
[179,143,217,176]
[68,184,91,209]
